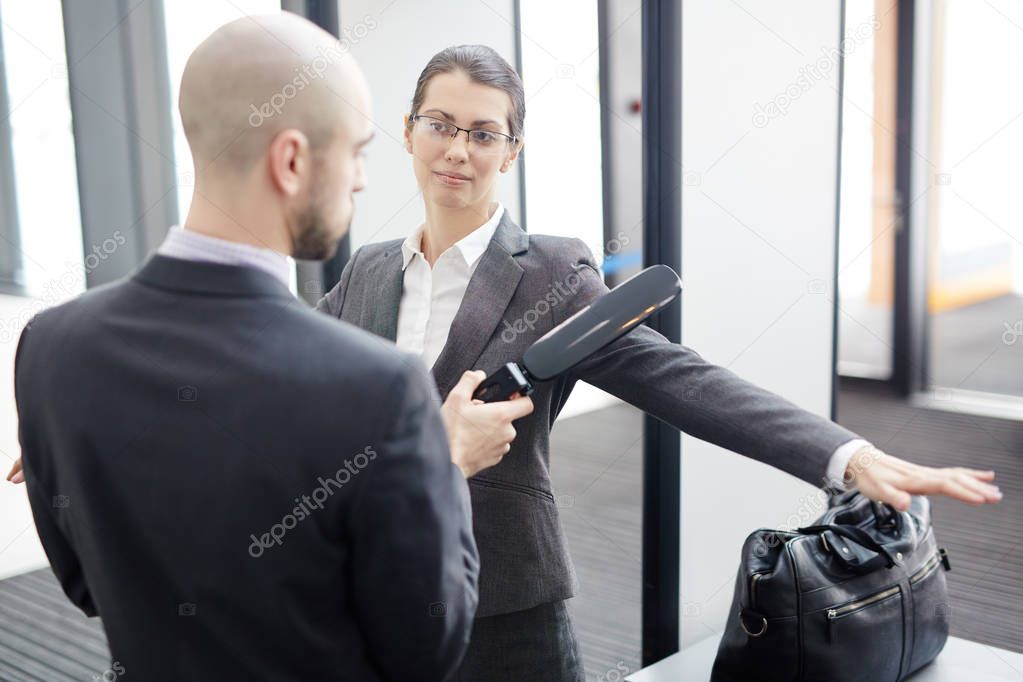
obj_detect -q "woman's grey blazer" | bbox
[315,212,861,618]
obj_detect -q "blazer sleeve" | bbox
[314,246,360,318]
[559,240,861,487]
[15,321,98,617]
[346,356,479,682]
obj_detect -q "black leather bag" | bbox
[711,491,952,681]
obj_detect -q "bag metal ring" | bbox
[739,609,768,637]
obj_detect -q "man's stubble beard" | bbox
[289,177,350,261]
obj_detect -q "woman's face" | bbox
[404,70,521,214]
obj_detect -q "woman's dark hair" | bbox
[408,44,525,142]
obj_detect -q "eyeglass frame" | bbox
[408,113,519,149]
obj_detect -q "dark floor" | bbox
[549,402,645,680]
[0,569,108,680]
[1,379,1020,680]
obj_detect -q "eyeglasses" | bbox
[410,114,517,155]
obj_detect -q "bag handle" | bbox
[871,500,904,534]
[797,523,898,570]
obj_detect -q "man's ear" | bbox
[268,128,308,196]
[403,114,413,154]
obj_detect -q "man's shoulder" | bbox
[25,278,130,337]
[299,303,415,374]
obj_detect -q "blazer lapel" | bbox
[430,212,529,398]
[364,247,403,341]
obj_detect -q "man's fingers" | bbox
[6,459,24,484]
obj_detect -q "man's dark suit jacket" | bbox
[16,254,479,681]
[316,212,861,618]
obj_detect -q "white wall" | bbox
[679,0,844,646]
[338,0,522,249]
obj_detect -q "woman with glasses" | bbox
[314,44,1002,682]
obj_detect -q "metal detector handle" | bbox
[472,363,534,403]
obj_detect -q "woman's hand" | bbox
[441,370,534,478]
[845,445,1002,511]
[6,457,23,484]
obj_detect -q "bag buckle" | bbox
[739,608,768,637]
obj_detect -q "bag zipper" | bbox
[910,552,942,584]
[827,585,901,642]
[750,571,767,609]
[825,550,945,641]
[827,585,901,621]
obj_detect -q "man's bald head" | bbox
[179,12,370,173]
[178,13,373,261]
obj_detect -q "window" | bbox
[0,0,83,300]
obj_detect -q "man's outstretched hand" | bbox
[845,445,1002,511]
[6,458,23,484]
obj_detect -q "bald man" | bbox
[12,13,531,681]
